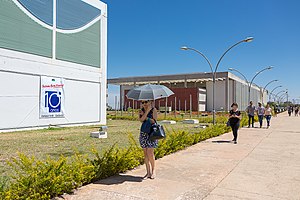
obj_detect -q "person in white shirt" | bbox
[264,103,272,128]
[256,102,265,128]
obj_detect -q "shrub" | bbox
[1,123,237,199]
[1,153,94,200]
[0,176,9,195]
[107,115,138,121]
[91,135,143,181]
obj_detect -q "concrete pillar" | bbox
[120,85,123,116]
[225,77,230,111]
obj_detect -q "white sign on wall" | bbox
[40,76,65,118]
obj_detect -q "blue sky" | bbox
[101,0,300,106]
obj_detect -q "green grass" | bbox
[0,119,204,177]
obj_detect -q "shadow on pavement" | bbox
[94,174,143,185]
[211,140,232,144]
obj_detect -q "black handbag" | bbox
[226,119,231,127]
[141,119,152,134]
[149,122,166,140]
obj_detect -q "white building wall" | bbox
[206,78,267,112]
[0,48,106,130]
[0,0,107,131]
[206,81,226,112]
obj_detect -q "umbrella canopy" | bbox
[126,84,174,101]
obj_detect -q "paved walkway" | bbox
[64,113,300,200]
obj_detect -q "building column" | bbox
[225,77,230,111]
[120,85,124,115]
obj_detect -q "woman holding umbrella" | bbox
[126,84,174,180]
[139,100,158,179]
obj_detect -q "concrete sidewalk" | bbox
[64,113,300,200]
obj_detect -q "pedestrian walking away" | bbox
[256,102,265,128]
[246,101,256,128]
[229,102,242,144]
[139,100,158,180]
[274,104,278,117]
[264,103,272,128]
[295,106,299,116]
[288,106,292,116]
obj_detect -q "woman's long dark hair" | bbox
[231,102,238,108]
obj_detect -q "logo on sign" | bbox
[45,91,61,113]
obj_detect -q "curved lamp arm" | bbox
[249,66,273,88]
[275,90,287,97]
[228,68,249,85]
[270,85,283,95]
[215,37,254,72]
[262,79,278,94]
[215,37,253,73]
[181,47,213,73]
[278,92,288,102]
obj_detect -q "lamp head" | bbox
[180,46,189,50]
[228,68,234,71]
[244,37,254,42]
[267,66,274,70]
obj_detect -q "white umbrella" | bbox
[126,84,174,100]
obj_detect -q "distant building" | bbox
[0,0,107,131]
[108,72,268,112]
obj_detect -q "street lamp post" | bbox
[181,37,253,125]
[269,85,283,102]
[274,90,287,102]
[278,92,288,104]
[261,79,278,104]
[248,66,274,103]
[228,66,273,104]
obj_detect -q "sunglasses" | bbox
[141,101,149,104]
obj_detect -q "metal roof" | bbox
[108,71,229,85]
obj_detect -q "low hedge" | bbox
[0,118,252,200]
[107,112,252,125]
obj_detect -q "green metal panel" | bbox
[56,21,101,68]
[0,1,52,57]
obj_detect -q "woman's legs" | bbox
[266,115,271,127]
[143,148,151,178]
[258,115,263,128]
[231,123,239,142]
[147,148,156,179]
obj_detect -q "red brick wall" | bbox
[123,87,200,111]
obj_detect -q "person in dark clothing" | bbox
[288,106,292,116]
[295,106,299,116]
[229,103,242,144]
